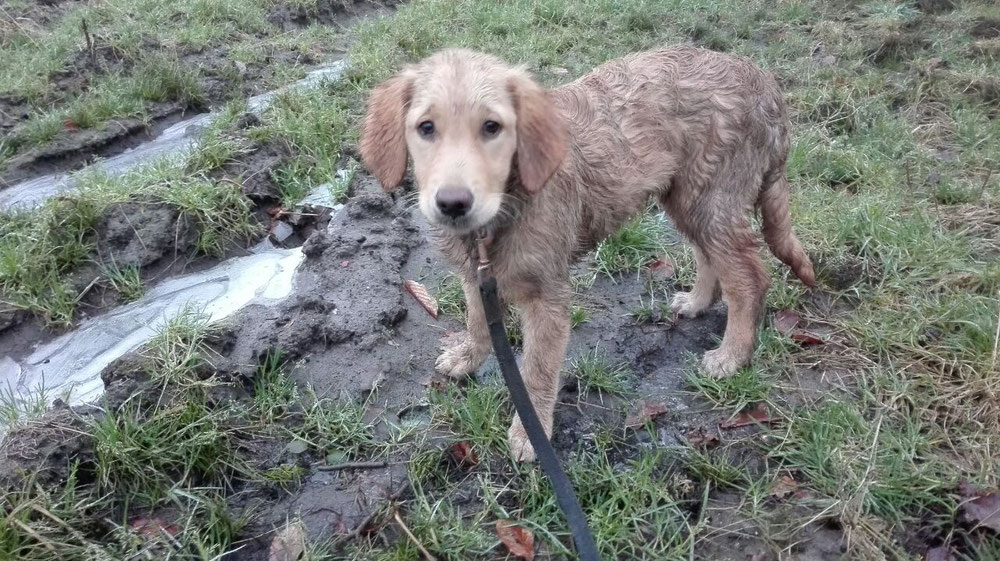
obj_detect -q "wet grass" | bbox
[0,0,351,164]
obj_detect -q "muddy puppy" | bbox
[359,47,816,461]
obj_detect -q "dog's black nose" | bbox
[435,186,473,219]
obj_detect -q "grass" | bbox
[0,0,347,162]
[102,262,143,302]
[572,350,633,401]
[253,350,298,422]
[296,387,375,460]
[593,208,671,278]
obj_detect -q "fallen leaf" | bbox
[646,257,675,282]
[720,403,775,429]
[625,401,669,428]
[62,118,79,131]
[959,482,1000,532]
[496,520,535,560]
[774,310,824,346]
[770,474,798,499]
[286,440,308,454]
[340,260,350,268]
[129,517,181,538]
[269,521,306,561]
[685,427,720,448]
[404,279,438,319]
[925,546,956,561]
[449,441,479,467]
[550,67,569,75]
[325,450,348,465]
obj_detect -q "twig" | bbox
[334,481,411,547]
[81,18,95,67]
[979,167,994,201]
[393,509,437,561]
[315,460,388,471]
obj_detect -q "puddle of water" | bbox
[0,60,347,211]
[0,248,305,407]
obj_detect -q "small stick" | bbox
[393,509,437,561]
[334,482,411,547]
[81,18,95,66]
[979,167,994,201]
[315,460,388,471]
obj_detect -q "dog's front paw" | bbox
[507,414,554,463]
[671,291,711,318]
[508,420,537,463]
[701,347,745,378]
[435,335,488,378]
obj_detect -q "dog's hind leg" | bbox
[698,216,770,377]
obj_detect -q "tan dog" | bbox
[360,47,815,461]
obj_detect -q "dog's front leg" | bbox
[507,293,570,462]
[436,274,492,378]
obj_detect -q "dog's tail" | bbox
[758,169,817,288]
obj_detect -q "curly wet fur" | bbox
[360,46,815,461]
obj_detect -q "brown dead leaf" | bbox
[62,118,79,131]
[268,521,306,561]
[449,441,479,467]
[496,520,534,560]
[685,427,720,448]
[129,517,181,538]
[625,400,669,428]
[925,546,957,561]
[959,482,1000,532]
[774,310,824,346]
[720,403,775,429]
[404,279,438,319]
[770,475,798,499]
[646,257,675,282]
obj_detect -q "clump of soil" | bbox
[95,199,198,268]
[0,406,96,490]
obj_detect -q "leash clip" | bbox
[475,228,493,283]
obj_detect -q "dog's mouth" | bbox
[429,211,491,235]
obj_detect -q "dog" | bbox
[359,47,815,462]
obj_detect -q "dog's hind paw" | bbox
[435,336,488,378]
[701,347,745,378]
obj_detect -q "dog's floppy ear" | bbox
[360,71,414,191]
[508,70,569,194]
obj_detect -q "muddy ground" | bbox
[0,0,394,188]
[0,166,848,559]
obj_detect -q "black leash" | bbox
[475,234,601,561]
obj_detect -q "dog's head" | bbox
[359,48,569,234]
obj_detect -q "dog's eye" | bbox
[482,120,501,137]
[417,120,435,138]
